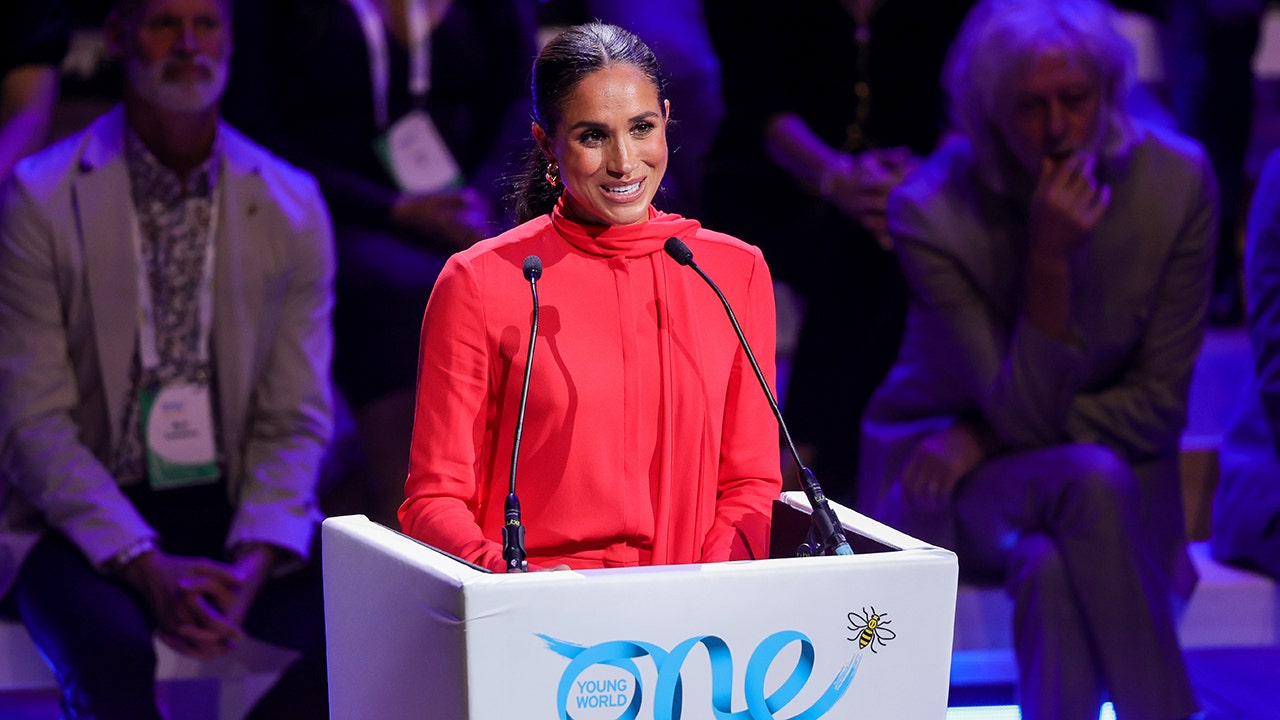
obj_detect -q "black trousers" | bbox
[2,483,329,720]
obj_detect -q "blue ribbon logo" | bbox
[539,631,861,720]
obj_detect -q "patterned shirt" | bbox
[109,128,223,484]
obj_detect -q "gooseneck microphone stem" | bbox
[503,255,542,573]
[663,237,853,557]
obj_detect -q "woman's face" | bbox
[1000,48,1103,175]
[536,63,669,226]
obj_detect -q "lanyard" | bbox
[130,188,221,373]
[347,0,432,129]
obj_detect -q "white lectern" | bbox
[322,492,958,719]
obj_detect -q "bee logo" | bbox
[847,607,896,653]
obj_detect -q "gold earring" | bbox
[545,163,559,187]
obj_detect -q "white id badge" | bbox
[374,109,462,193]
[141,382,221,489]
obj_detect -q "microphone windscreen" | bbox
[664,237,694,266]
[523,255,543,281]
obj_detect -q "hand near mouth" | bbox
[1029,151,1110,262]
[1023,151,1110,343]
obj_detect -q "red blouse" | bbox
[399,201,783,571]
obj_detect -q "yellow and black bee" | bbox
[847,607,896,653]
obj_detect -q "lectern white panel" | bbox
[323,493,958,719]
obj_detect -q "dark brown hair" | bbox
[509,23,666,223]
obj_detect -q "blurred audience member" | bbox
[859,0,1214,717]
[223,0,538,527]
[0,0,333,717]
[1,0,70,183]
[1162,0,1264,325]
[1213,145,1280,580]
[700,0,973,506]
[1114,0,1266,324]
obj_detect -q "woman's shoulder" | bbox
[455,215,553,258]
[684,225,767,265]
[433,216,555,289]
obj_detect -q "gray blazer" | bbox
[0,106,336,597]
[858,123,1217,593]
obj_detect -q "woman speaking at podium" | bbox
[398,23,783,572]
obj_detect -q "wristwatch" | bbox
[107,537,158,573]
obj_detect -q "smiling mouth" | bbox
[603,179,643,196]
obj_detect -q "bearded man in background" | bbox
[0,1,335,717]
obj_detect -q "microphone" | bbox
[503,254,542,572]
[663,237,853,557]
